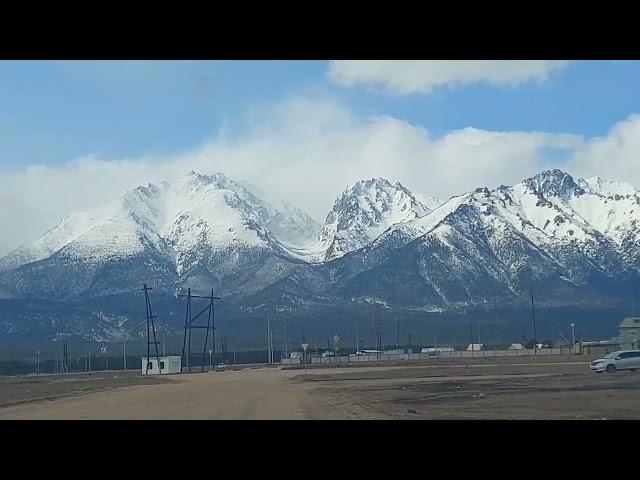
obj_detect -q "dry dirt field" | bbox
[1,356,639,419]
[0,371,172,409]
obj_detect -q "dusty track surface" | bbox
[0,372,170,409]
[2,356,639,419]
[0,367,342,420]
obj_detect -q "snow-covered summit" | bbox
[297,177,435,262]
[523,169,586,198]
[0,171,319,273]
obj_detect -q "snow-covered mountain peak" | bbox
[176,170,234,192]
[295,177,435,262]
[349,176,392,191]
[523,169,585,198]
[333,177,430,220]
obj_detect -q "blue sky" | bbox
[0,60,326,168]
[2,60,640,170]
[2,60,640,255]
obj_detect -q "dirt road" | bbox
[2,357,639,419]
[0,367,342,420]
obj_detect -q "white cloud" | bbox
[327,60,568,94]
[0,94,591,257]
[570,114,640,187]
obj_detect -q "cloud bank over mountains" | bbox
[2,92,640,257]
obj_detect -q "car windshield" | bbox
[603,352,619,359]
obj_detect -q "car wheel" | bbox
[606,364,616,374]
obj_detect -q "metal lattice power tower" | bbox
[179,288,220,373]
[143,284,162,375]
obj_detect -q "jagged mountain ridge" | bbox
[240,169,640,311]
[1,172,442,299]
[329,169,640,306]
[292,177,439,262]
[0,171,320,298]
[1,168,640,340]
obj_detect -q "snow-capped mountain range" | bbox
[1,168,639,338]
[329,170,640,309]
[0,173,442,291]
[290,177,436,263]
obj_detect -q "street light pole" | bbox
[267,312,271,364]
[301,341,309,373]
[123,333,127,374]
[162,318,166,357]
[571,323,575,354]
[530,288,537,354]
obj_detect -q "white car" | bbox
[590,350,640,373]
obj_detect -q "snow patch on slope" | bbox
[0,200,122,270]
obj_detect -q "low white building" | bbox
[290,351,304,359]
[507,343,524,350]
[466,343,483,351]
[141,356,182,375]
[421,347,455,354]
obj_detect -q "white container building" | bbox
[141,356,182,375]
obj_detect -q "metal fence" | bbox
[284,347,577,365]
[580,344,619,356]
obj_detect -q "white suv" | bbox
[590,350,640,374]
